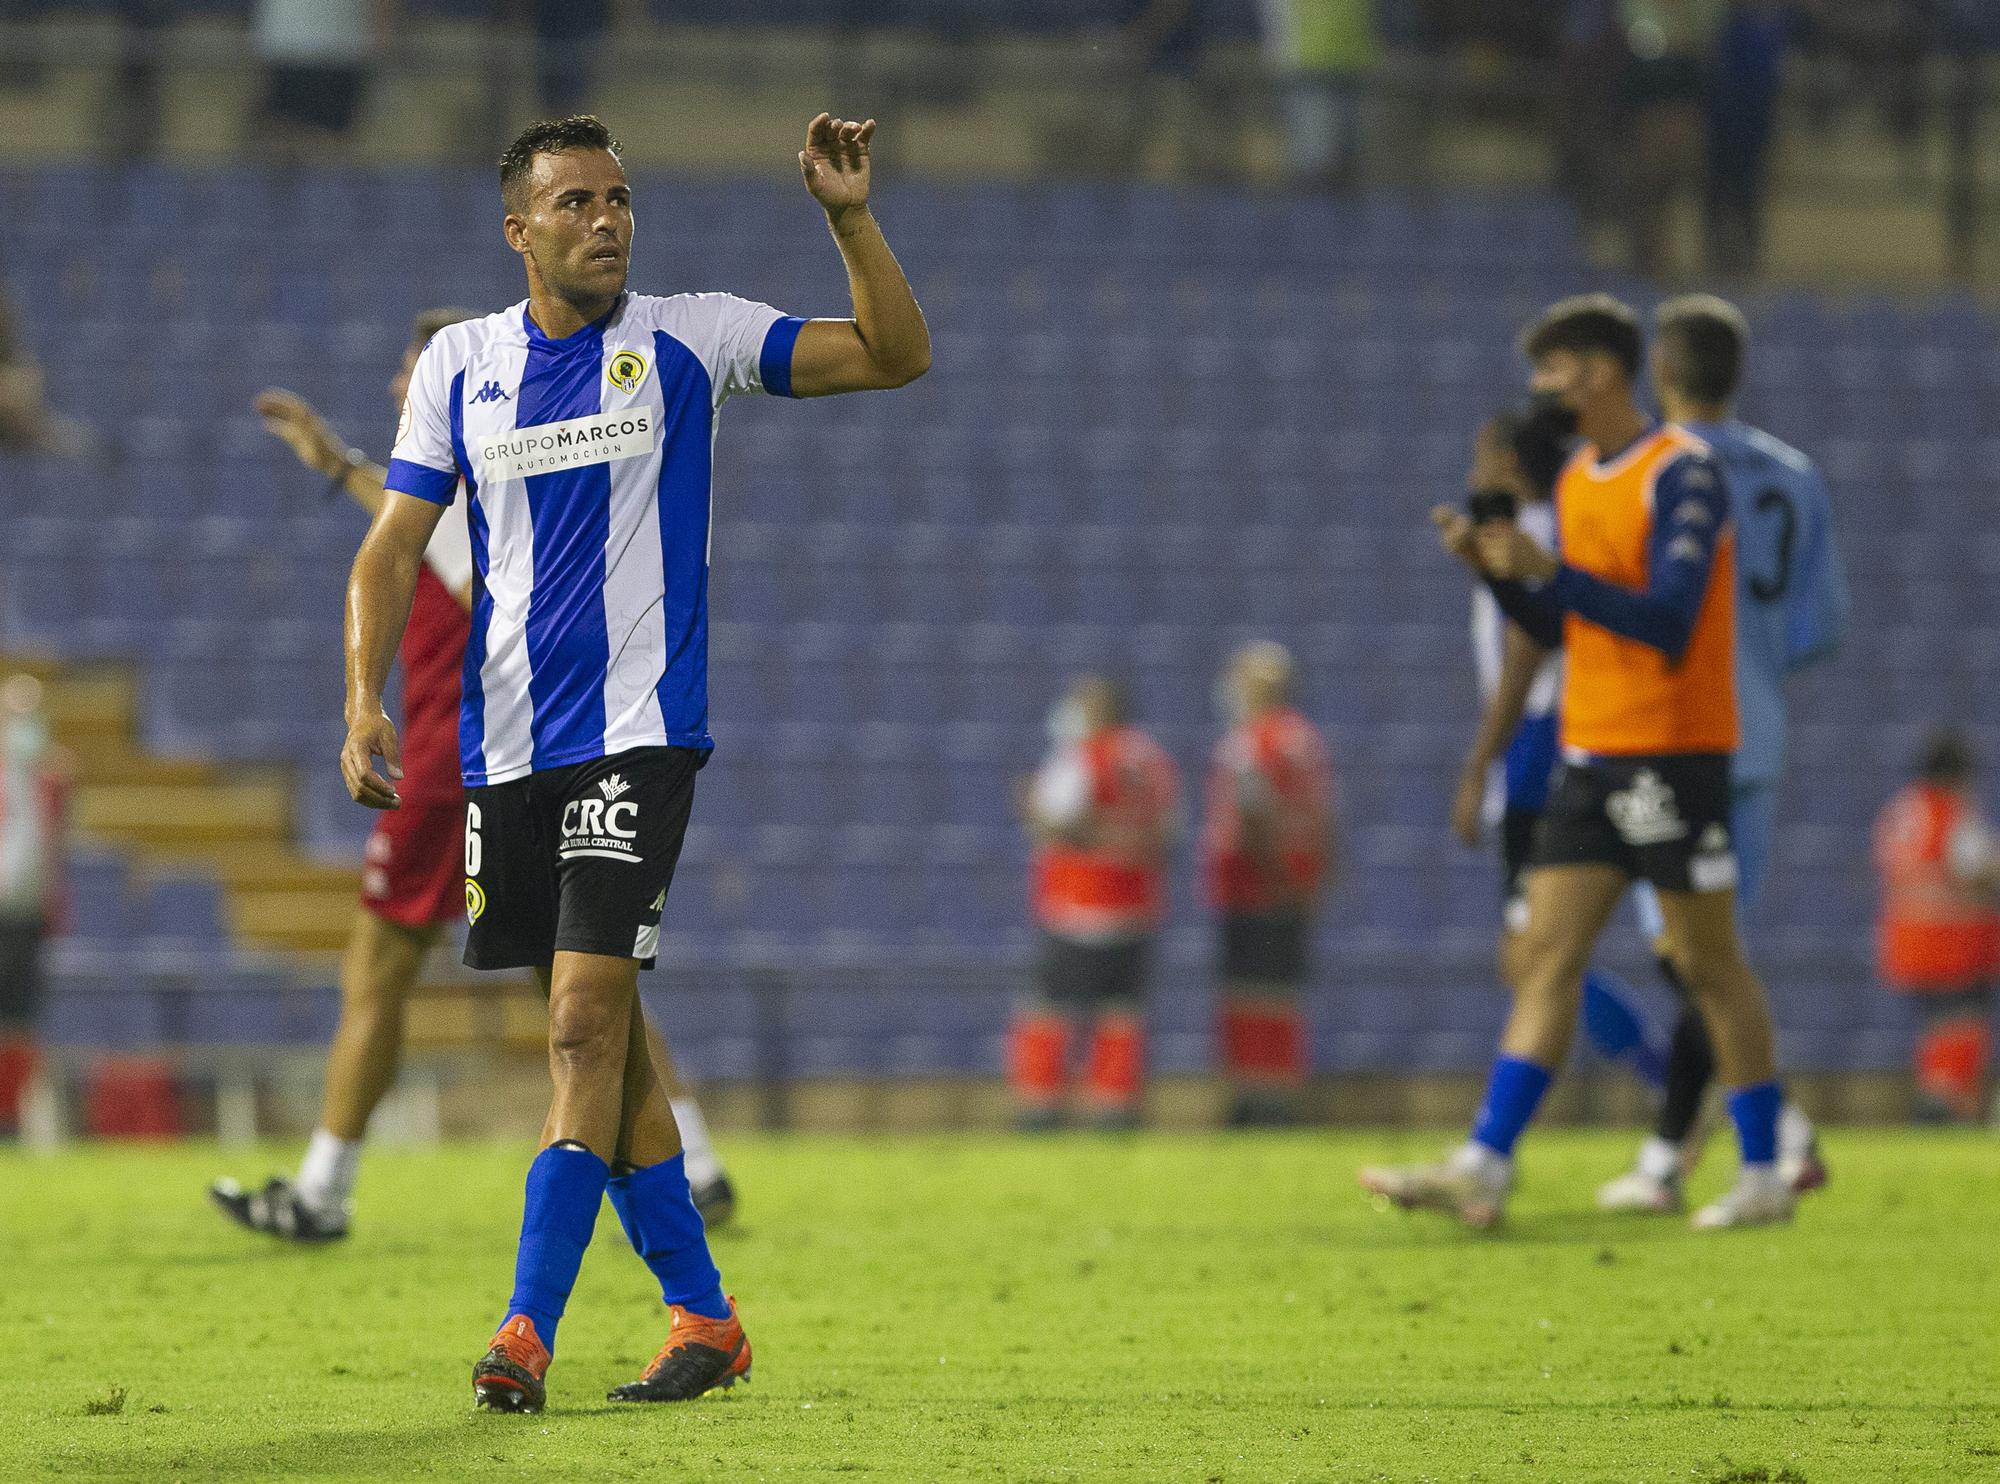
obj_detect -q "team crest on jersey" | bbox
[607,350,649,395]
[465,878,487,922]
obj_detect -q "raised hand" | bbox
[799,113,874,218]
[254,388,347,479]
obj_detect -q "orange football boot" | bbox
[607,1296,751,1403]
[473,1315,552,1413]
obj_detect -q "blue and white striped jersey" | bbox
[1679,419,1849,788]
[384,292,803,787]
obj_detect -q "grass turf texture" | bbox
[2,1132,1994,1483]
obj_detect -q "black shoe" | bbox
[691,1172,736,1231]
[607,1300,750,1403]
[208,1176,349,1244]
[473,1316,551,1414]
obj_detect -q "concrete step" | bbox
[76,773,292,846]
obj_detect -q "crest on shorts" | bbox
[465,879,487,922]
[607,350,649,395]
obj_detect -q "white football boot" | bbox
[1359,1144,1512,1230]
[1690,1169,1796,1231]
[1596,1136,1687,1213]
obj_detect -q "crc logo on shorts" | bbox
[607,349,649,395]
[465,878,487,922]
[1606,769,1688,847]
[560,780,642,864]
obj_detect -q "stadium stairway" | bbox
[34,655,356,953]
[11,652,559,1136]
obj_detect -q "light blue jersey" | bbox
[1681,419,1849,790]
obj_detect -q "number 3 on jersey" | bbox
[1749,486,1796,604]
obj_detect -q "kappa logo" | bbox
[599,772,631,802]
[1691,822,1739,893]
[607,350,649,396]
[1606,769,1688,847]
[470,380,511,405]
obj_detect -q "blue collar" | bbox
[523,294,623,350]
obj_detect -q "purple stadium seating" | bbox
[1,167,1956,1075]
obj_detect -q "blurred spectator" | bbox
[0,674,71,1141]
[1254,0,1380,191]
[527,0,611,117]
[104,0,169,160]
[1011,677,1180,1131]
[1553,2,1628,257]
[1704,0,1788,277]
[1201,643,1335,1126]
[252,0,392,160]
[1111,0,1247,180]
[1873,731,2000,1125]
[1617,0,1726,280]
[0,292,82,455]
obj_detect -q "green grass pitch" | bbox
[3,1130,1995,1482]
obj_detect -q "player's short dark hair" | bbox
[1917,729,1977,784]
[1655,294,1749,404]
[1519,293,1644,382]
[410,306,478,344]
[499,115,623,210]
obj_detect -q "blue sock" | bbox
[1581,972,1667,1089]
[607,1152,729,1320]
[1726,1080,1782,1167]
[1469,1055,1554,1157]
[504,1142,610,1353]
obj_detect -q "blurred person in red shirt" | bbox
[1013,676,1180,1130]
[1202,642,1335,1126]
[0,673,72,1139]
[1874,730,2000,1125]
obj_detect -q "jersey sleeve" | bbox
[1783,468,1850,671]
[1543,447,1729,661]
[677,292,807,402]
[384,335,462,507]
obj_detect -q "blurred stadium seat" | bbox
[0,168,1942,1075]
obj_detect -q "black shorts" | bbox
[1529,753,1739,895]
[463,747,702,971]
[1038,933,1152,1011]
[1219,911,1310,989]
[1499,808,1541,933]
[0,916,43,1024]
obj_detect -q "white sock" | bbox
[1737,1161,1786,1196]
[1637,1135,1683,1183]
[1777,1101,1815,1161]
[1448,1140,1511,1186]
[296,1129,361,1214]
[670,1097,724,1186]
